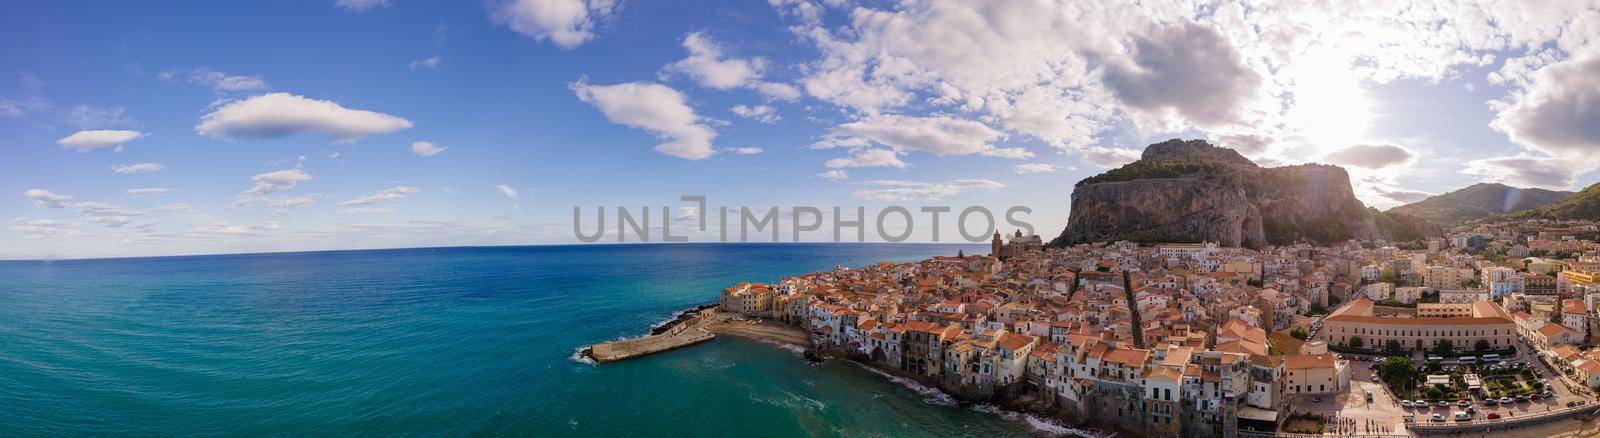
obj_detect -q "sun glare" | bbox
[1288,55,1373,156]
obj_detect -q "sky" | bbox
[2,0,1599,259]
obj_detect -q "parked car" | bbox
[1543,391,1555,398]
[1568,401,1577,408]
[1453,411,1470,421]
[1457,400,1469,407]
[1500,396,1513,404]
[1530,393,1543,400]
[1484,398,1497,406]
[1487,413,1501,420]
[1516,395,1530,402]
[1430,413,1445,422]
[1401,400,1412,408]
[1437,400,1451,407]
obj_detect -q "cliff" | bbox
[1053,139,1402,248]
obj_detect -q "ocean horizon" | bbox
[0,243,1081,436]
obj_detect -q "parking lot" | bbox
[1385,350,1587,423]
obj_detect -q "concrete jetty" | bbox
[586,311,717,363]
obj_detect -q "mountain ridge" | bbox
[1388,182,1572,225]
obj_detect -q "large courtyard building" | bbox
[1324,298,1517,352]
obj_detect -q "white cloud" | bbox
[1014,163,1062,174]
[1462,155,1576,190]
[819,169,848,181]
[1376,187,1433,204]
[665,32,762,89]
[824,148,908,169]
[662,32,800,101]
[57,130,148,152]
[72,202,145,228]
[126,188,172,197]
[491,0,617,49]
[771,0,1600,170]
[408,56,443,71]
[269,197,316,209]
[234,169,314,207]
[23,189,74,209]
[155,203,200,214]
[1079,147,1141,168]
[496,184,519,199]
[1323,144,1416,169]
[68,105,133,129]
[730,104,779,123]
[1101,22,1260,127]
[813,114,1029,161]
[246,169,313,196]
[340,186,421,206]
[196,93,412,143]
[727,147,764,155]
[411,141,447,157]
[336,0,392,12]
[1491,53,1600,161]
[571,80,718,160]
[111,162,165,174]
[167,67,267,93]
[9,218,84,239]
[853,179,1005,202]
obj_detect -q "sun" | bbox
[1286,51,1374,157]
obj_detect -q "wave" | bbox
[749,391,828,412]
[970,404,1100,437]
[760,339,807,355]
[568,347,596,365]
[850,363,957,406]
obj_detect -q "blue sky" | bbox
[3,1,1598,259]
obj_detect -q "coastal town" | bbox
[700,222,1600,437]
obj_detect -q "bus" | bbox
[1482,354,1500,363]
[1458,356,1477,365]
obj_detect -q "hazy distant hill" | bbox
[1509,181,1600,220]
[1388,183,1571,225]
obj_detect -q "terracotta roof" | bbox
[998,332,1035,351]
[1539,323,1578,337]
[1284,354,1336,370]
[1103,348,1150,367]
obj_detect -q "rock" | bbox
[1052,139,1382,248]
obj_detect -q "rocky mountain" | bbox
[1388,183,1572,225]
[1051,139,1436,248]
[1508,181,1600,220]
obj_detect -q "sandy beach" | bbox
[702,313,813,347]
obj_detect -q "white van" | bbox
[1453,411,1471,421]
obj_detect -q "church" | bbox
[991,230,1043,260]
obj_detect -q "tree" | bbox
[1349,336,1364,350]
[1309,302,1328,315]
[1376,356,1417,385]
[1387,339,1404,355]
[1433,339,1454,356]
[1291,328,1309,341]
[1382,298,1404,307]
[1475,339,1491,353]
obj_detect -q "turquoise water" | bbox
[0,244,1047,436]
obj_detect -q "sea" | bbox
[0,243,1093,436]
